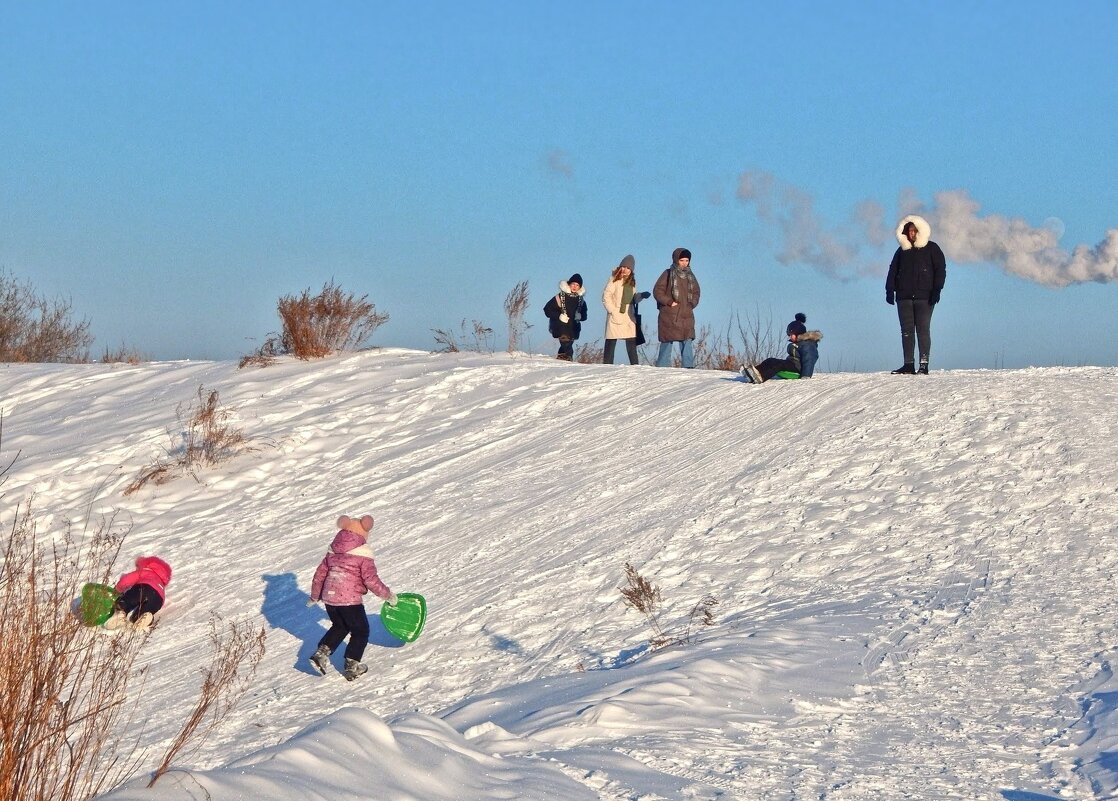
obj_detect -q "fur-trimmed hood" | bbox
[896,215,932,250]
[329,529,374,560]
[797,330,823,343]
[558,280,586,296]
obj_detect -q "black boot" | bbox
[891,363,916,374]
[917,362,929,375]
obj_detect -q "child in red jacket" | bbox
[105,555,172,631]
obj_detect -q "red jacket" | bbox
[115,556,172,601]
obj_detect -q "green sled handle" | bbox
[80,582,119,626]
[380,592,427,643]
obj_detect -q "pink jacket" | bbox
[310,530,392,606]
[115,556,173,601]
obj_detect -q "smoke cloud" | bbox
[735,170,883,280]
[913,190,1118,288]
[735,171,1118,287]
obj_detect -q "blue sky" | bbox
[2,1,1115,369]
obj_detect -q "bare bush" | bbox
[125,386,249,495]
[148,614,266,787]
[432,319,494,354]
[620,562,668,649]
[575,339,603,364]
[0,499,150,801]
[275,280,389,359]
[504,281,531,353]
[0,270,93,363]
[238,336,283,369]
[101,343,148,365]
[732,305,783,366]
[620,562,718,651]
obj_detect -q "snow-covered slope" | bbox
[2,352,1116,800]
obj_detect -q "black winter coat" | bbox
[886,242,947,302]
[543,284,588,340]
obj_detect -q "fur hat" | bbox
[337,514,374,535]
[619,254,635,270]
[786,312,807,337]
[567,273,584,287]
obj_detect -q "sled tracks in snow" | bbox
[862,558,993,676]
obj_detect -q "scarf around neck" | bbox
[668,266,696,305]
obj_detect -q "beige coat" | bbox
[602,278,638,339]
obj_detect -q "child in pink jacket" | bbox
[105,555,172,631]
[308,514,397,681]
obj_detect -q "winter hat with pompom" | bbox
[337,514,374,535]
[786,313,807,337]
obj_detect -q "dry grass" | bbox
[276,280,389,359]
[575,339,604,364]
[148,614,266,787]
[620,562,718,651]
[0,270,93,363]
[432,319,495,353]
[125,386,249,495]
[504,280,531,354]
[100,343,148,365]
[0,499,150,801]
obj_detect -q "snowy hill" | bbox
[2,351,1116,800]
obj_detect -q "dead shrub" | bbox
[0,499,150,801]
[0,270,93,363]
[620,562,718,651]
[148,614,266,787]
[575,339,603,364]
[125,386,249,495]
[432,319,494,354]
[276,280,389,359]
[238,336,283,369]
[504,280,531,353]
[101,343,148,365]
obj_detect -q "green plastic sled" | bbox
[380,592,426,643]
[775,370,800,380]
[80,582,119,627]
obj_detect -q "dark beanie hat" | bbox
[786,312,807,337]
[619,254,635,269]
[568,273,584,286]
[677,248,692,261]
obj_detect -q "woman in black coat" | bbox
[886,215,946,374]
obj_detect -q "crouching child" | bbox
[105,555,172,631]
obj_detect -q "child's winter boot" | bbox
[309,645,332,676]
[132,612,154,631]
[103,609,128,631]
[343,658,368,682]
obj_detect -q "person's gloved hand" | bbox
[886,290,895,305]
[559,313,569,323]
[387,593,399,607]
[306,598,318,607]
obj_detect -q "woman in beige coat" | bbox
[601,255,649,365]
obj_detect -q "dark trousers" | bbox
[603,338,639,365]
[116,584,164,621]
[757,356,797,382]
[319,603,370,662]
[556,336,574,361]
[897,298,934,364]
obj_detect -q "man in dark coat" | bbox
[886,215,946,374]
[543,274,588,361]
[653,248,701,368]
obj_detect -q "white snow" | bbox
[2,350,1116,800]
